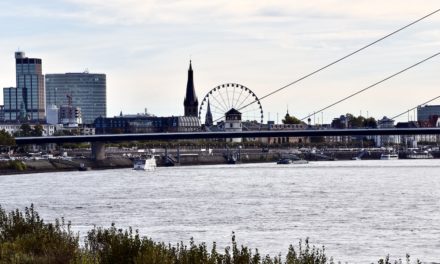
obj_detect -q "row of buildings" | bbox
[1,51,440,147]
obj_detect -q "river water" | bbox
[1,160,439,263]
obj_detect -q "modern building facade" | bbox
[183,61,198,117]
[3,51,45,122]
[45,72,106,124]
[0,105,4,122]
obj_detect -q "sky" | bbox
[0,0,439,124]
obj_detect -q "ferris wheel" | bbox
[198,83,264,125]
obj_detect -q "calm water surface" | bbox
[1,160,440,263]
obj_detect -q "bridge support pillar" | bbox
[91,142,106,160]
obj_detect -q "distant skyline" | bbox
[1,1,439,123]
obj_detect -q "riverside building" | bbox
[417,105,440,126]
[45,72,106,124]
[3,51,45,122]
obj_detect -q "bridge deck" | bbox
[14,128,440,144]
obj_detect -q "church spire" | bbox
[205,99,213,126]
[184,60,198,117]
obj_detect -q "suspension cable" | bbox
[391,95,440,120]
[236,8,440,113]
[300,52,440,121]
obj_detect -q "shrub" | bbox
[0,204,79,264]
[0,205,424,264]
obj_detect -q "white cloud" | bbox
[1,0,440,122]
[61,0,440,25]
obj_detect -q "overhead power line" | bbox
[236,8,440,113]
[391,95,440,120]
[300,52,440,121]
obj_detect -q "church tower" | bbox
[205,99,213,126]
[184,61,198,117]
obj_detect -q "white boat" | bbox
[406,150,433,159]
[291,159,308,164]
[133,156,156,171]
[380,153,399,160]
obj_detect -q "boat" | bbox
[405,150,433,159]
[78,163,91,171]
[226,152,240,164]
[291,159,308,164]
[277,158,292,164]
[380,153,399,160]
[277,158,308,165]
[352,149,369,160]
[133,156,156,171]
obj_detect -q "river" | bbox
[1,160,439,263]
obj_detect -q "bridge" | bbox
[15,128,440,160]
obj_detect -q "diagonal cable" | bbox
[391,95,440,120]
[301,52,440,121]
[236,8,440,113]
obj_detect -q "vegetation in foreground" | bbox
[0,205,421,264]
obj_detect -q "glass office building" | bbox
[3,51,45,122]
[45,72,106,124]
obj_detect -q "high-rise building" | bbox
[45,72,106,124]
[3,51,45,122]
[183,61,198,117]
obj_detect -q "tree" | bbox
[19,124,33,136]
[0,130,15,146]
[13,124,44,137]
[345,114,377,128]
[363,117,378,128]
[347,114,365,128]
[32,124,44,136]
[282,112,302,125]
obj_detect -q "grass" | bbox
[0,205,421,264]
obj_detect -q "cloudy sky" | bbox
[0,0,439,123]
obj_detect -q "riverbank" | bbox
[2,148,440,175]
[0,158,133,175]
[0,151,281,175]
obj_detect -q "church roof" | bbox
[225,108,242,116]
[184,60,198,103]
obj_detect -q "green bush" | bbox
[0,204,79,264]
[0,205,423,264]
